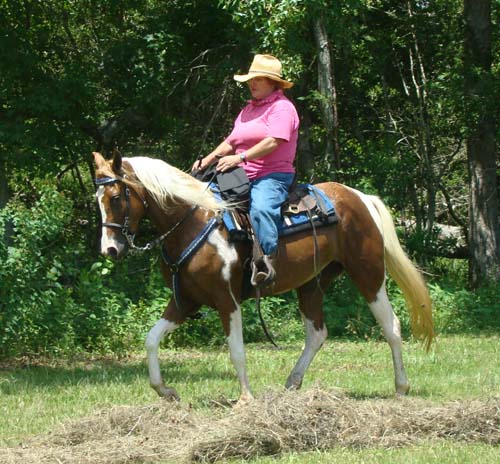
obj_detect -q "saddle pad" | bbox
[214,184,337,241]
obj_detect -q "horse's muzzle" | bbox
[105,246,119,259]
[102,243,127,259]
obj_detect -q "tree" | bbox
[0,157,12,243]
[313,15,340,173]
[464,0,500,286]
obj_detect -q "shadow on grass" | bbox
[0,354,232,395]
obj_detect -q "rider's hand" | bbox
[191,157,207,173]
[216,154,241,173]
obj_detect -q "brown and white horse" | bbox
[92,151,434,403]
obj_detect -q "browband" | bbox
[95,176,119,186]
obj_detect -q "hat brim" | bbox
[234,73,293,89]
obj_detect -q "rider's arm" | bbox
[193,141,234,172]
[216,137,283,172]
[244,136,283,161]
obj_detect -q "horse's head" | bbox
[92,150,148,259]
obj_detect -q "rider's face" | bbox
[247,77,278,100]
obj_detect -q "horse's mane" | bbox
[124,157,224,212]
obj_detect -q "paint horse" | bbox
[93,151,434,403]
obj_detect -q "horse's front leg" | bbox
[145,300,194,400]
[221,303,254,405]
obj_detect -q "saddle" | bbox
[192,164,338,242]
[221,182,338,243]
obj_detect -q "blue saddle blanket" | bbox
[216,184,337,240]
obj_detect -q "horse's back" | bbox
[318,182,386,298]
[314,182,382,238]
[271,181,385,299]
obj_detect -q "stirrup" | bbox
[250,255,276,288]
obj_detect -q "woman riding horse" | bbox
[93,149,434,405]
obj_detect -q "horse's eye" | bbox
[111,194,121,203]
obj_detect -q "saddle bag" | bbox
[192,163,250,205]
[216,167,250,205]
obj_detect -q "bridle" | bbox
[95,175,198,254]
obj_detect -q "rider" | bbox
[193,54,299,286]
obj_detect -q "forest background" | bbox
[0,0,499,358]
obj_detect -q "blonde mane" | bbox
[124,157,224,212]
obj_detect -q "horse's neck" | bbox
[146,197,211,248]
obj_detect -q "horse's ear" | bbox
[92,152,106,169]
[112,148,122,173]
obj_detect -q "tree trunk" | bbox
[464,0,500,286]
[0,157,13,245]
[297,108,315,179]
[312,16,340,174]
[406,0,437,237]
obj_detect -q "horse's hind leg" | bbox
[368,284,410,396]
[285,265,339,390]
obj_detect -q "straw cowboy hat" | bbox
[233,54,294,89]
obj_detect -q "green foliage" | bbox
[323,275,377,339]
[0,179,78,356]
[429,282,500,335]
[0,0,498,359]
[165,294,304,348]
[0,179,164,358]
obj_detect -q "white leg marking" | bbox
[96,186,125,255]
[227,307,253,402]
[208,229,238,282]
[145,318,178,391]
[369,285,409,394]
[286,318,327,389]
[208,229,251,401]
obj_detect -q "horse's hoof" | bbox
[234,393,254,409]
[395,384,410,398]
[285,373,303,390]
[155,385,180,401]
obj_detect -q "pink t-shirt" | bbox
[224,90,299,180]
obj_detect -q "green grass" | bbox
[240,443,500,464]
[1,334,499,462]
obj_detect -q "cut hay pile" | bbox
[1,388,499,463]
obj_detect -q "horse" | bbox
[92,150,434,404]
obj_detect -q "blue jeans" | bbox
[249,172,295,255]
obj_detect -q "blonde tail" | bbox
[369,196,435,350]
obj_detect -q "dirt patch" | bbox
[1,388,499,463]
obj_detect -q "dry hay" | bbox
[1,388,499,463]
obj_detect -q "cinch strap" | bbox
[161,217,220,311]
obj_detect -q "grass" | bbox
[1,334,499,462]
[242,443,500,464]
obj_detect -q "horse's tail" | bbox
[369,195,435,350]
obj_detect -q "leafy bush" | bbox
[0,180,79,356]
[1,177,498,360]
[0,179,162,358]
